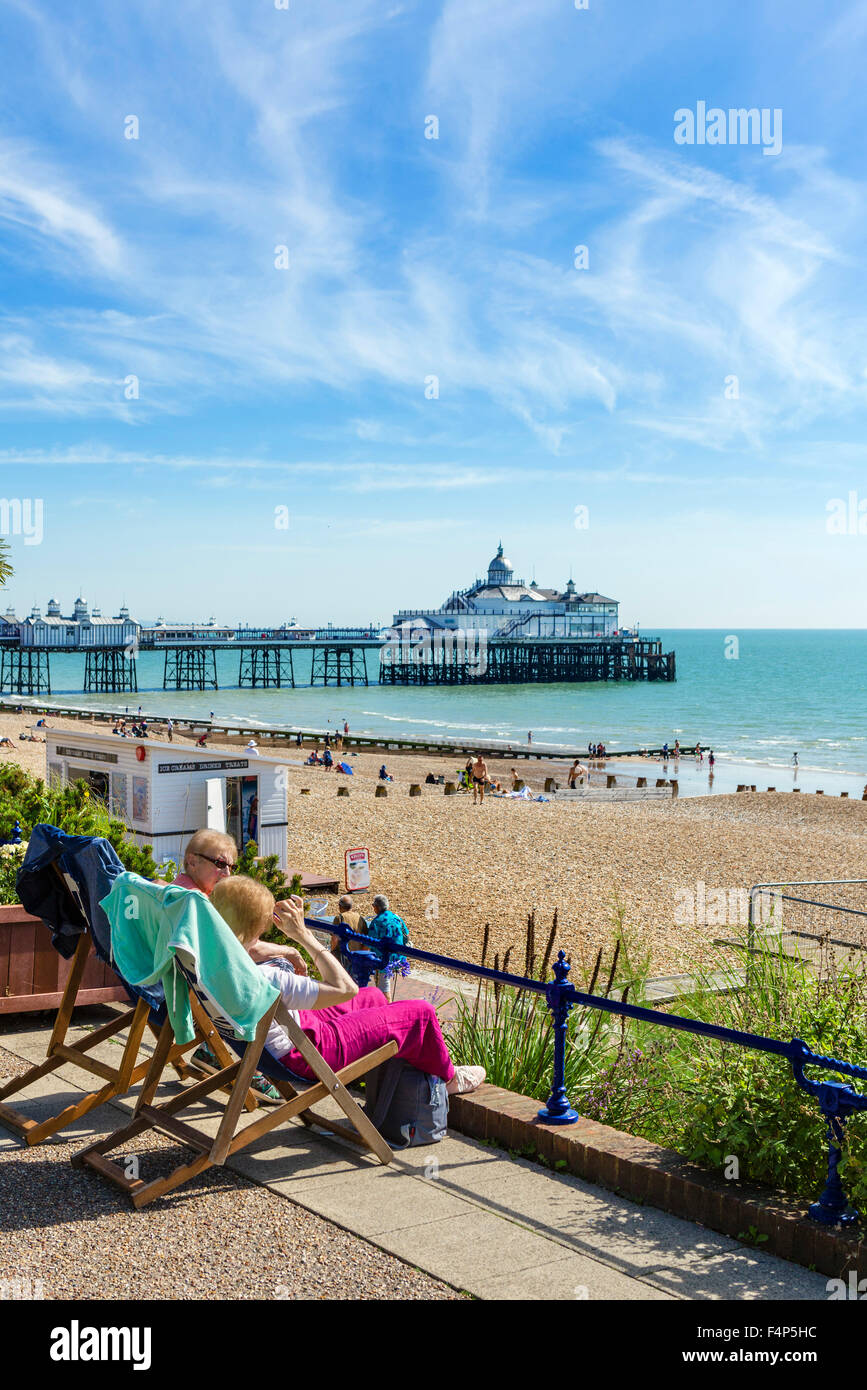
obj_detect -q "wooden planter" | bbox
[0,903,128,1014]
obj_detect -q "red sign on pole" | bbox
[345,847,371,893]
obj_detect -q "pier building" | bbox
[17,598,139,649]
[392,544,622,640]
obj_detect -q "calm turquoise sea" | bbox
[17,630,867,777]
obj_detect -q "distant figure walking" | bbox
[792,752,799,768]
[527,731,532,745]
[167,719,173,743]
[708,750,715,771]
[695,743,702,762]
[343,721,349,735]
[472,754,488,804]
[674,740,680,758]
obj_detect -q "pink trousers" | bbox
[281,986,455,1082]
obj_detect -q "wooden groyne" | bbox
[0,700,699,763]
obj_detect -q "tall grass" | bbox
[445,907,651,1102]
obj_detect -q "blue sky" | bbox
[0,0,866,627]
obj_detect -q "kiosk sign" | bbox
[345,847,371,893]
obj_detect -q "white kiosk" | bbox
[45,730,290,871]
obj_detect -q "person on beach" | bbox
[662,742,669,760]
[365,893,412,993]
[568,759,587,788]
[472,753,488,804]
[343,721,349,736]
[527,731,532,745]
[196,732,209,748]
[708,750,715,771]
[695,743,702,762]
[323,747,333,770]
[510,767,521,790]
[330,894,369,955]
[674,740,680,758]
[167,719,173,743]
[211,879,485,1095]
[378,763,393,782]
[792,752,799,768]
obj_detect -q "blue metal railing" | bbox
[315,918,867,1228]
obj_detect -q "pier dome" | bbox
[487,543,514,586]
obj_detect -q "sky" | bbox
[0,0,866,627]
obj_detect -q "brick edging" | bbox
[447,1084,866,1280]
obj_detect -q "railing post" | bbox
[809,1103,859,1227]
[538,951,579,1124]
[342,949,383,989]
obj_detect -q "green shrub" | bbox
[446,909,645,1104]
[0,763,168,895]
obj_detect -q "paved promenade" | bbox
[0,1009,830,1301]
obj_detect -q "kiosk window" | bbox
[69,767,110,803]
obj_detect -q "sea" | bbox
[11,630,867,792]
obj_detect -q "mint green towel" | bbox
[101,873,279,1045]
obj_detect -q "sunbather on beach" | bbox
[211,877,486,1095]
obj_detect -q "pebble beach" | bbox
[4,709,866,977]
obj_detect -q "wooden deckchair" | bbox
[73,950,397,1208]
[0,866,258,1147]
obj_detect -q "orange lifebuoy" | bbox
[135,745,146,761]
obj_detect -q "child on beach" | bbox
[210,878,485,1095]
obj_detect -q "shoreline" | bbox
[1,705,865,978]
[2,696,863,796]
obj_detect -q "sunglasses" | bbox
[195,852,235,872]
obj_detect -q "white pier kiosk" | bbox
[45,730,290,872]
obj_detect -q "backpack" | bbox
[364,1057,449,1148]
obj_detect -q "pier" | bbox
[379,636,675,684]
[0,630,674,694]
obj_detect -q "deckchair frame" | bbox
[0,867,259,1146]
[73,989,397,1208]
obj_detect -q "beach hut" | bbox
[44,730,290,871]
